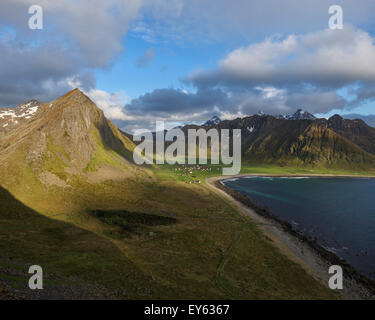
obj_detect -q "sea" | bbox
[222,176,375,280]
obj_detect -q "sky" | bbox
[1,0,375,132]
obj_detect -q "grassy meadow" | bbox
[0,162,350,299]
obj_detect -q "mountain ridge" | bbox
[285,109,317,120]
[203,115,221,126]
[180,113,375,169]
[0,88,140,193]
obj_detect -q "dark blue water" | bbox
[222,176,375,279]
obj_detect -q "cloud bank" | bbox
[2,0,375,133]
[0,0,142,106]
[117,26,375,132]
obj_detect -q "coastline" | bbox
[206,174,375,300]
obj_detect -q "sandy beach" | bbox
[206,175,375,300]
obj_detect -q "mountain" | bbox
[203,116,221,126]
[165,110,315,131]
[285,109,317,120]
[254,109,316,120]
[0,88,139,192]
[257,111,268,117]
[182,113,375,169]
[315,114,375,155]
[343,113,375,128]
[0,99,40,131]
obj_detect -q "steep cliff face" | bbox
[316,115,375,155]
[0,89,138,191]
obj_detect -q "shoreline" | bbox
[216,172,375,179]
[206,174,375,300]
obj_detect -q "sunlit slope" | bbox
[0,89,145,194]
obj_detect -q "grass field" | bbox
[0,162,347,299]
[155,163,375,183]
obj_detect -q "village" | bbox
[173,164,220,184]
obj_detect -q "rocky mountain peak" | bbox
[286,109,317,120]
[56,88,93,105]
[0,99,42,131]
[329,114,343,121]
[0,89,135,176]
[203,116,221,126]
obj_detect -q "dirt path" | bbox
[215,223,244,298]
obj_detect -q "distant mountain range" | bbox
[282,109,317,121]
[202,109,316,126]
[186,111,375,169]
[1,90,375,184]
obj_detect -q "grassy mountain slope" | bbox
[0,175,336,299]
[0,89,144,196]
[244,118,375,169]
[316,115,375,155]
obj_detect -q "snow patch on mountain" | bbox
[203,116,221,126]
[247,126,255,133]
[0,100,40,124]
[255,109,316,120]
[285,109,316,120]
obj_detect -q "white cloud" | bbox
[0,0,143,106]
[191,26,375,89]
[79,26,375,128]
[3,0,375,129]
[0,0,143,67]
[85,89,135,121]
[255,87,285,99]
[137,0,375,44]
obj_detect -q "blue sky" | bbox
[101,29,375,116]
[95,36,226,99]
[2,0,375,131]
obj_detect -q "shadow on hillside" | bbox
[89,209,178,238]
[97,120,134,161]
[0,185,151,299]
[0,186,41,219]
